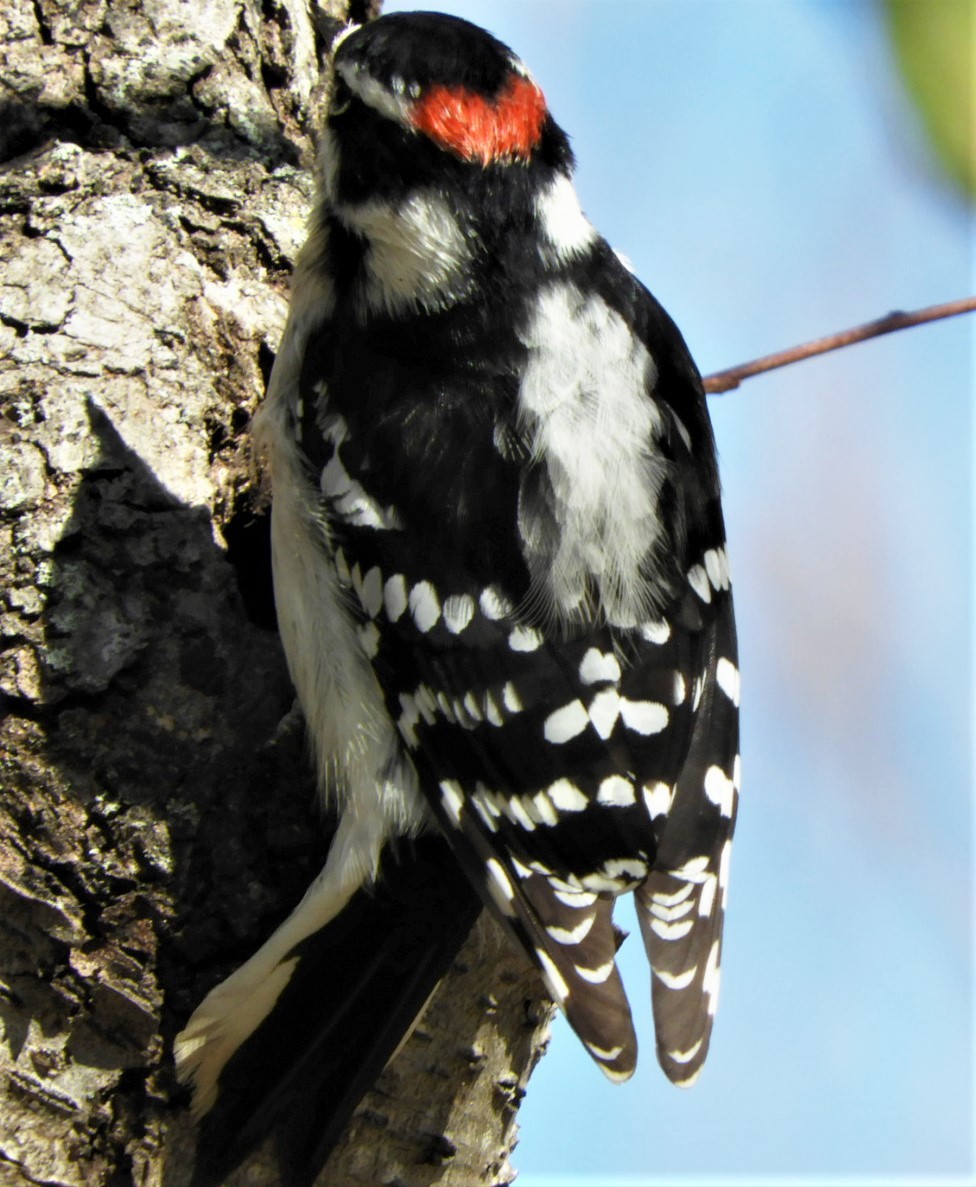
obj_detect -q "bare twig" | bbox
[702,296,976,394]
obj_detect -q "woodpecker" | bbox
[176,12,740,1185]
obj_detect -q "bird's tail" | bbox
[175,834,482,1187]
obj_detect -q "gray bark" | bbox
[0,1,553,1183]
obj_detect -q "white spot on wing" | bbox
[442,593,476,634]
[408,581,441,632]
[383,574,407,622]
[587,688,621,739]
[688,564,711,603]
[547,778,588,812]
[596,775,636,806]
[703,940,722,1015]
[619,698,668,735]
[483,691,504,728]
[579,647,622,685]
[640,620,671,644]
[716,657,740,706]
[704,765,736,817]
[544,700,589,744]
[531,790,559,826]
[479,585,513,620]
[359,566,383,619]
[509,625,544,652]
[705,546,730,590]
[439,780,464,826]
[485,858,516,915]
[643,781,673,819]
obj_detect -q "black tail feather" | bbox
[190,835,482,1187]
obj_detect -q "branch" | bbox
[702,296,976,394]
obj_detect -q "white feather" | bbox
[177,225,429,1115]
[333,190,474,318]
[516,281,668,627]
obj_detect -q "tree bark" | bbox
[0,2,553,1184]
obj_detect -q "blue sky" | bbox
[383,2,974,1183]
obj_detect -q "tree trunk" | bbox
[0,2,554,1183]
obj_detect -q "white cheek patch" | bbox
[333,191,474,318]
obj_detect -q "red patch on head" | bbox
[410,73,547,164]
